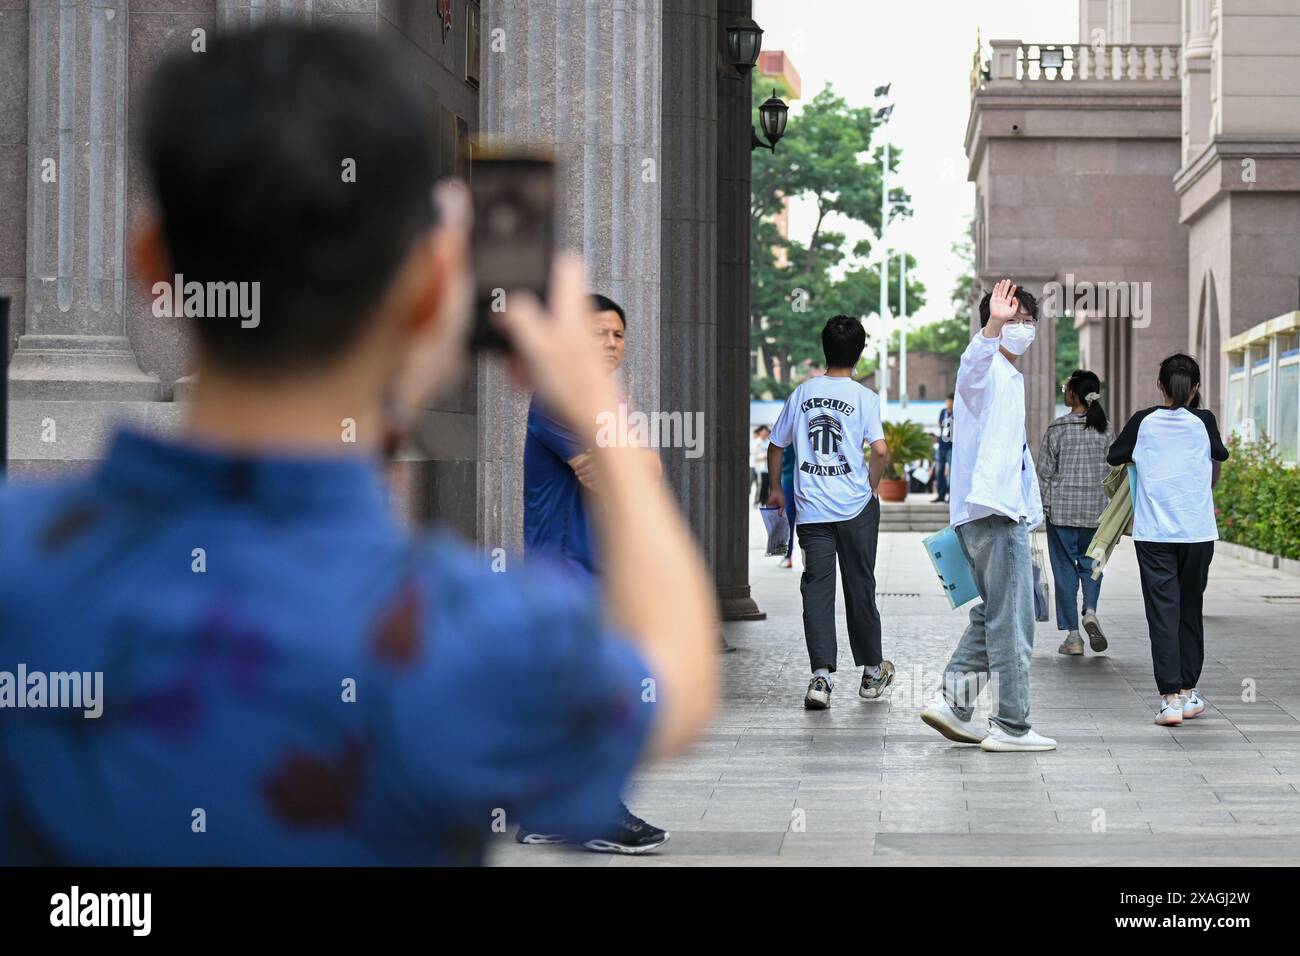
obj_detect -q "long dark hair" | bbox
[1158,353,1201,408]
[1065,369,1108,433]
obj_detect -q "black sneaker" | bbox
[582,806,668,854]
[514,826,566,845]
[804,674,832,709]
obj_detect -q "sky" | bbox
[752,0,1079,332]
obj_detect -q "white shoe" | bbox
[1155,698,1183,726]
[920,695,987,744]
[979,725,1057,752]
[1180,689,1205,719]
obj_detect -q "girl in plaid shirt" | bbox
[1037,370,1115,656]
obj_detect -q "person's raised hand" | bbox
[985,278,1019,336]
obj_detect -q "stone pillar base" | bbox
[8,335,160,401]
[718,584,765,622]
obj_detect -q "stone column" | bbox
[660,1,718,575]
[10,0,158,401]
[1182,0,1213,164]
[478,0,662,553]
[714,0,762,621]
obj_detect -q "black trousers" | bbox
[1134,540,1214,695]
[796,497,881,672]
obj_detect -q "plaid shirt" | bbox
[1037,413,1114,528]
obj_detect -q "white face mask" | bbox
[1001,322,1036,355]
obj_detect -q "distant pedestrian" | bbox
[1107,354,1229,727]
[751,425,771,507]
[780,444,797,568]
[1037,370,1114,656]
[934,394,954,502]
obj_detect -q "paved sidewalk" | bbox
[489,510,1300,866]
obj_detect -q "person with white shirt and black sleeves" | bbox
[767,316,894,710]
[1106,354,1230,727]
[920,279,1058,752]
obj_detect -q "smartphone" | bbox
[468,151,556,353]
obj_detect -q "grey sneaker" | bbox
[804,674,832,710]
[1058,632,1085,655]
[1082,611,1107,652]
[859,660,896,699]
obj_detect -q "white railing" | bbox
[977,40,1180,88]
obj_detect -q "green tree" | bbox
[751,83,925,397]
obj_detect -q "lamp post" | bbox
[874,89,893,403]
[899,251,908,409]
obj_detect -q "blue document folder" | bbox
[922,525,979,609]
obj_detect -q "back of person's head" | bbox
[1158,353,1201,408]
[822,315,866,369]
[140,24,439,377]
[978,286,1039,327]
[1065,369,1108,433]
[591,294,626,327]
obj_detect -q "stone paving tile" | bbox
[488,520,1300,866]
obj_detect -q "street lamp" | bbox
[726,16,764,75]
[750,89,788,152]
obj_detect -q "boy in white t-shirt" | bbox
[767,316,893,709]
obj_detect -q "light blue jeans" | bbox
[943,515,1036,736]
[1046,522,1102,632]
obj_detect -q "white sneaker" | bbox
[1155,697,1183,726]
[920,695,987,744]
[1179,689,1204,719]
[979,725,1057,752]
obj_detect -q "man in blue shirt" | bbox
[520,295,669,852]
[0,24,718,865]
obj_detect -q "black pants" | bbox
[1134,540,1214,695]
[796,497,881,672]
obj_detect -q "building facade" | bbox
[1,0,768,621]
[968,0,1300,451]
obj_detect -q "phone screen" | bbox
[468,154,556,352]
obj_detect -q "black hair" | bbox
[590,294,626,328]
[141,24,438,375]
[978,286,1039,327]
[822,314,866,369]
[753,425,770,435]
[1065,369,1108,433]
[1158,353,1201,408]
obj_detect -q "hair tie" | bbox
[1084,391,1100,406]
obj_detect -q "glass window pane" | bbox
[1227,374,1245,437]
[1252,367,1270,442]
[1279,362,1299,463]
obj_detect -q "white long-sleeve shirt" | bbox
[948,331,1044,529]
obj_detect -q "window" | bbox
[1227,351,1246,438]
[466,1,481,88]
[1279,333,1300,462]
[918,384,927,400]
[1251,349,1271,443]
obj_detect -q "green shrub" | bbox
[1216,435,1300,559]
[874,420,934,481]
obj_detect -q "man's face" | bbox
[945,398,953,412]
[593,309,625,373]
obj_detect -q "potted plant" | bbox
[873,419,933,503]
